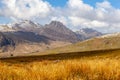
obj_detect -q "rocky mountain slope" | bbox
[0,31,72,57]
[0,20,104,57]
[39,21,80,43]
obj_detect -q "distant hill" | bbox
[76,28,102,40]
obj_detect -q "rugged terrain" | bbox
[0,23,120,79]
[0,20,102,57]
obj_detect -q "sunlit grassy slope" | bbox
[0,49,120,80]
[40,36,120,55]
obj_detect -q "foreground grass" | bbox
[0,50,120,80]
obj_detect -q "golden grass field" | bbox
[0,49,120,80]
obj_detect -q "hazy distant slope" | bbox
[76,28,102,39]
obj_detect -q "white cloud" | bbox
[67,0,94,19]
[66,0,120,33]
[68,16,89,27]
[0,0,51,20]
[90,20,109,27]
[68,16,109,28]
[0,0,120,33]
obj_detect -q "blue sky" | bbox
[44,0,68,7]
[84,0,120,8]
[45,0,120,8]
[1,0,120,8]
[0,0,120,33]
[0,17,11,24]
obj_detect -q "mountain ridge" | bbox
[0,20,104,57]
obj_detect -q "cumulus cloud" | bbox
[0,0,120,33]
[0,0,52,20]
[66,0,120,33]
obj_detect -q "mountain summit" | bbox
[39,21,80,43]
[12,20,42,32]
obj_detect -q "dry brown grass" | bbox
[0,50,120,80]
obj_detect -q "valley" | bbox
[0,21,119,80]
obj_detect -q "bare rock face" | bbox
[39,21,80,43]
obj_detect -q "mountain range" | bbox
[0,20,102,57]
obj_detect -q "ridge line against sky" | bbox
[0,0,120,33]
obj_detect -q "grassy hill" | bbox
[39,35,120,55]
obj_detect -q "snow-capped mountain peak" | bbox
[0,20,42,32]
